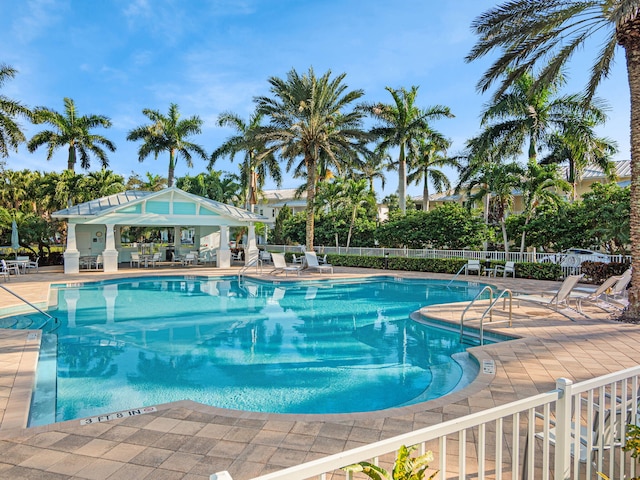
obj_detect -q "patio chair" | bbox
[292,254,304,266]
[1,259,19,277]
[527,394,633,476]
[269,252,302,277]
[182,253,196,266]
[304,251,333,274]
[489,261,515,278]
[150,252,161,267]
[464,259,481,276]
[27,256,39,273]
[517,274,584,311]
[130,252,141,268]
[94,254,103,270]
[0,260,13,281]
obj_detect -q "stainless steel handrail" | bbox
[460,286,513,345]
[0,284,59,330]
[460,285,494,344]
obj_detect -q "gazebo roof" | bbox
[52,186,268,226]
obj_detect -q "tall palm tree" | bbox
[478,71,608,165]
[541,116,618,200]
[28,97,115,171]
[366,86,453,213]
[466,0,640,315]
[0,64,31,158]
[127,103,208,187]
[352,149,389,195]
[254,67,370,249]
[407,134,460,211]
[339,178,374,249]
[210,110,281,211]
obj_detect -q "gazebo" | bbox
[52,186,269,274]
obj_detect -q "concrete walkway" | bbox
[0,265,637,479]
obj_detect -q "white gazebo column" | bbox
[63,222,80,274]
[245,224,259,265]
[102,223,119,272]
[217,226,231,268]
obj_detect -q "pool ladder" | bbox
[0,284,60,332]
[460,286,513,345]
[238,257,262,279]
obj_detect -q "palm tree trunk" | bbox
[346,205,357,249]
[398,143,407,213]
[422,178,429,211]
[168,150,176,187]
[623,37,640,316]
[305,155,316,249]
[501,219,509,254]
[67,144,76,171]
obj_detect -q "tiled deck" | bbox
[0,264,638,479]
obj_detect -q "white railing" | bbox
[261,245,630,278]
[212,365,640,480]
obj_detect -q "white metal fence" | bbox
[262,245,630,278]
[212,366,640,480]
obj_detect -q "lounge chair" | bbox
[572,274,622,312]
[518,274,584,311]
[608,268,632,303]
[269,253,302,277]
[465,259,481,276]
[150,252,161,267]
[304,251,333,274]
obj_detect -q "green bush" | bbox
[580,261,631,284]
[514,261,562,280]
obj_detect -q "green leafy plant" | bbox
[343,445,438,480]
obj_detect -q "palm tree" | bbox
[28,97,115,171]
[518,162,571,252]
[81,170,125,200]
[352,149,389,195]
[541,116,618,201]
[478,71,608,165]
[366,86,453,213]
[340,178,374,249]
[126,172,168,191]
[407,134,460,211]
[465,162,525,253]
[210,110,281,211]
[0,65,31,158]
[466,0,640,315]
[127,103,208,187]
[254,67,370,249]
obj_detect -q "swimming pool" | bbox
[27,276,493,425]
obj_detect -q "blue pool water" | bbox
[28,276,491,425]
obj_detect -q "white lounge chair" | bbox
[269,253,301,277]
[182,253,196,266]
[150,252,161,267]
[518,274,584,311]
[465,259,481,276]
[304,251,333,274]
[608,268,632,303]
[572,274,622,312]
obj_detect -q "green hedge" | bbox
[279,253,565,281]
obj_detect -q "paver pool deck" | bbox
[0,264,638,479]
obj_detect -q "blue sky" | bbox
[1,0,631,199]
